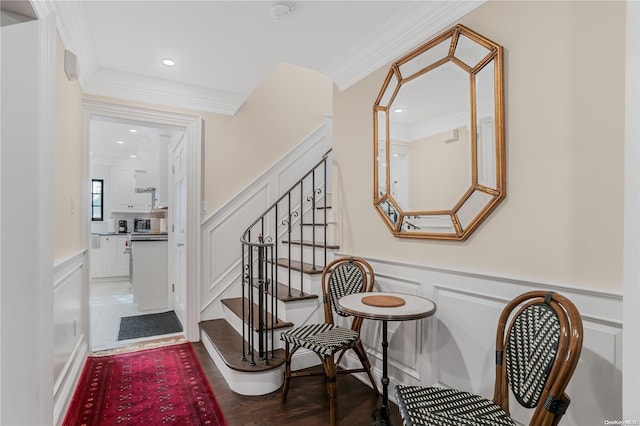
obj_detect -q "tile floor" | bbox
[90,279,184,352]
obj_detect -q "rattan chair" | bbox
[281,256,379,426]
[396,291,583,426]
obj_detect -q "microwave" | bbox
[134,218,151,233]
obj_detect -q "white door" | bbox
[171,135,188,327]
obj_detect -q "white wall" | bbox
[1,14,56,426]
[623,0,640,421]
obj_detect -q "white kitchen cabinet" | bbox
[115,236,130,276]
[111,167,152,213]
[132,240,168,311]
[100,235,116,274]
[91,234,130,278]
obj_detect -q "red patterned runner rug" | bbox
[63,342,228,425]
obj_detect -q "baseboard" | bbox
[53,337,89,426]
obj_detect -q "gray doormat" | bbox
[118,311,183,341]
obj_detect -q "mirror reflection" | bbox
[373,24,505,240]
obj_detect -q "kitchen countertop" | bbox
[130,233,168,241]
[91,232,168,241]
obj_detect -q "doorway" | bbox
[83,100,202,351]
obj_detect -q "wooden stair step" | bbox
[273,258,324,274]
[200,319,285,372]
[271,282,318,301]
[250,279,318,302]
[282,239,339,250]
[222,297,294,330]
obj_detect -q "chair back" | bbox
[492,291,583,426]
[321,257,375,329]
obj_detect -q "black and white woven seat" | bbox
[396,291,583,426]
[280,257,379,426]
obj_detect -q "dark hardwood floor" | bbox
[192,342,403,425]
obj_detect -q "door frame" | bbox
[82,99,202,341]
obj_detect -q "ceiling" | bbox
[31,0,484,115]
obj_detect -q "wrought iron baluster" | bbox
[270,242,276,359]
[248,238,255,366]
[323,154,328,267]
[299,181,304,295]
[287,193,292,298]
[311,170,317,271]
[238,149,332,365]
[241,242,246,361]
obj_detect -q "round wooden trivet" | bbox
[361,295,405,308]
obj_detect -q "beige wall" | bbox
[86,62,332,214]
[202,63,332,212]
[408,126,470,210]
[333,0,625,291]
[54,33,84,261]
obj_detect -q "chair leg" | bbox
[281,342,292,403]
[354,341,379,394]
[324,356,337,426]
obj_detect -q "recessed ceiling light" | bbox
[129,129,137,133]
[162,58,175,67]
[130,154,137,158]
[394,108,404,113]
[116,140,125,144]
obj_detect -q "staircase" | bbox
[200,150,338,395]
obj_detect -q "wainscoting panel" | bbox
[200,118,332,319]
[433,287,506,397]
[53,250,89,425]
[336,254,623,426]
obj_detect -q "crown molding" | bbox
[31,0,99,88]
[29,0,53,20]
[34,0,484,115]
[324,0,486,91]
[84,69,246,116]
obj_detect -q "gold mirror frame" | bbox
[373,24,505,241]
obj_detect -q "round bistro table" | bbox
[338,292,437,426]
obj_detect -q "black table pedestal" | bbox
[372,320,392,426]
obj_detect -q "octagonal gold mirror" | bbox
[374,24,505,240]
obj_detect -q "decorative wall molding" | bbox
[200,118,332,319]
[324,1,486,91]
[337,254,623,426]
[52,251,89,426]
[83,68,245,116]
[36,0,484,114]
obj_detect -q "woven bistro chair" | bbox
[396,291,583,426]
[280,256,379,426]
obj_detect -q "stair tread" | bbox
[250,279,318,301]
[274,258,324,274]
[282,240,339,249]
[222,297,294,330]
[254,280,318,301]
[200,319,285,372]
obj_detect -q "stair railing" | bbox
[240,149,332,364]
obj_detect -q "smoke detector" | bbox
[269,2,294,21]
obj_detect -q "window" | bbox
[91,179,104,221]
